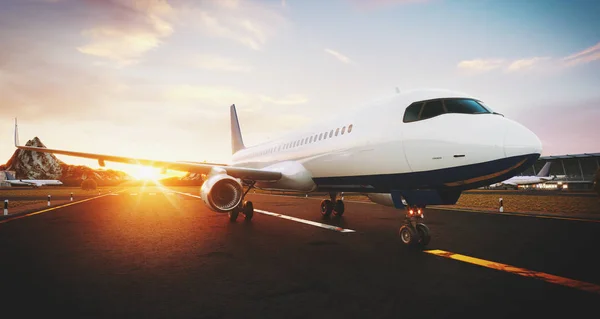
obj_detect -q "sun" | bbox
[131,166,162,181]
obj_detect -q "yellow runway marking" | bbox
[0,192,123,225]
[425,249,600,295]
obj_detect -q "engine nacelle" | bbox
[200,173,243,213]
[366,193,395,207]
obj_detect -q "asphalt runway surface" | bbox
[1,187,599,318]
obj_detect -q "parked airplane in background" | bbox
[13,89,542,248]
[3,171,63,187]
[494,162,555,188]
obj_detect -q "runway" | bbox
[1,187,599,318]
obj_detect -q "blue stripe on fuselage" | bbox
[313,153,539,193]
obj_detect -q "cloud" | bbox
[562,42,600,67]
[165,85,307,108]
[346,0,428,10]
[458,42,600,75]
[77,0,175,65]
[183,1,287,51]
[457,58,505,72]
[506,57,551,72]
[325,48,353,64]
[259,94,308,105]
[165,85,251,106]
[190,54,252,72]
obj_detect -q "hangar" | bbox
[519,153,600,190]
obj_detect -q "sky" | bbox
[1,0,599,179]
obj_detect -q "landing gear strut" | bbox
[320,192,345,218]
[398,205,430,248]
[229,181,255,222]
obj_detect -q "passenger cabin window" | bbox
[348,124,353,133]
[341,126,346,134]
[329,130,334,138]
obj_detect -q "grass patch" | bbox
[0,186,126,197]
[4,200,46,209]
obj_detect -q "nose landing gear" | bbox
[398,206,430,248]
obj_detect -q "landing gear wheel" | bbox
[333,200,345,217]
[320,199,333,217]
[416,223,430,247]
[228,207,239,222]
[243,201,254,221]
[399,225,418,246]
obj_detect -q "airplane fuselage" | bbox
[6,179,63,187]
[230,89,542,193]
[500,176,554,186]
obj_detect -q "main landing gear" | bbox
[320,192,345,218]
[229,182,255,222]
[398,206,431,248]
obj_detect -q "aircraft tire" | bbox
[228,208,239,222]
[416,223,431,247]
[399,225,418,246]
[243,201,254,221]
[320,199,333,217]
[333,200,345,217]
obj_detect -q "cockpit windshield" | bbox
[403,98,498,123]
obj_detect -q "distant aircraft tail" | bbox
[5,171,16,180]
[230,104,246,154]
[14,118,20,147]
[536,162,552,177]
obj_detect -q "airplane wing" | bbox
[14,120,282,182]
[502,181,517,186]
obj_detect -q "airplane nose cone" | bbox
[504,119,542,158]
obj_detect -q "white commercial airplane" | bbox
[13,89,542,248]
[495,162,555,187]
[3,171,63,187]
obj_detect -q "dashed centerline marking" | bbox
[170,190,356,233]
[425,249,600,295]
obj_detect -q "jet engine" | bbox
[200,174,244,213]
[366,193,394,207]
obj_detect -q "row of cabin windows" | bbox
[403,98,494,123]
[250,124,354,157]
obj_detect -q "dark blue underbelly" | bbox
[313,153,540,193]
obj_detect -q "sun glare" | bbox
[131,166,162,181]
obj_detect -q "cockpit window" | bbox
[403,102,423,123]
[444,99,490,114]
[420,100,445,120]
[476,100,494,113]
[403,98,497,123]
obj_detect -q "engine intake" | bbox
[200,174,243,213]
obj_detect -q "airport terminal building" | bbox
[519,153,600,190]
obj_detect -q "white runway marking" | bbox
[254,209,356,233]
[130,193,138,196]
[170,190,356,233]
